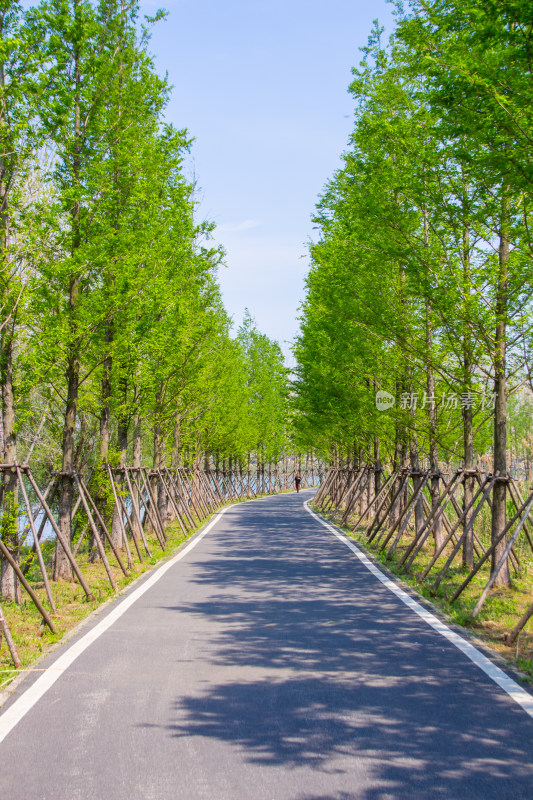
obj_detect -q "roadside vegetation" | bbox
[0,0,294,611]
[295,0,533,671]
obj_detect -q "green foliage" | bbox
[0,0,291,499]
[293,0,533,472]
[236,310,290,461]
[1,492,19,546]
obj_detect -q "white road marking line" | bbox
[0,506,235,744]
[304,500,533,720]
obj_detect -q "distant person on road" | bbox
[294,473,302,493]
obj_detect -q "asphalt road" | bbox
[1,489,533,800]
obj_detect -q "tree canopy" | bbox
[0,0,290,596]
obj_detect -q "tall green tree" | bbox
[0,0,44,599]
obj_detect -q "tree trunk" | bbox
[461,214,475,568]
[491,189,510,587]
[410,437,425,538]
[110,376,128,548]
[373,437,381,521]
[171,417,182,470]
[55,23,82,581]
[0,50,19,600]
[89,324,113,560]
[462,348,475,569]
[55,352,78,581]
[153,420,167,529]
[131,414,142,543]
[426,306,444,552]
[99,323,112,462]
[1,330,19,602]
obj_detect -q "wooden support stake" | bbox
[144,468,168,544]
[106,467,134,570]
[18,476,57,548]
[74,476,117,592]
[340,470,369,525]
[0,537,56,631]
[111,467,143,564]
[352,471,394,530]
[508,480,533,554]
[165,469,193,530]
[189,470,210,519]
[208,469,224,504]
[138,469,166,549]
[450,480,525,604]
[477,474,520,572]
[173,470,196,528]
[183,470,204,522]
[369,473,409,544]
[202,469,219,508]
[25,470,94,601]
[325,469,352,512]
[471,490,533,618]
[399,472,464,572]
[114,482,143,562]
[318,468,338,510]
[77,474,129,578]
[430,477,497,590]
[424,475,492,573]
[140,467,167,550]
[73,523,90,557]
[443,480,483,561]
[157,469,188,535]
[122,469,152,558]
[386,472,432,557]
[334,469,359,515]
[313,469,334,506]
[504,600,533,646]
[0,602,22,668]
[16,466,56,613]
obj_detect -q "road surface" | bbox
[1,490,533,799]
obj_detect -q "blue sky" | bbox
[140,0,395,357]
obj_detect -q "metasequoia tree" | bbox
[0,0,294,594]
[0,0,44,598]
[396,0,533,583]
[294,2,533,583]
[237,311,289,465]
[25,0,144,578]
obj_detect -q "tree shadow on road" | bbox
[148,499,533,799]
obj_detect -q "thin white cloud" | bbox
[217,219,262,233]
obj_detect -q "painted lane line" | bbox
[0,506,235,744]
[304,501,533,720]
